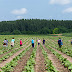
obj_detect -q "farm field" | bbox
[0,35,72,72]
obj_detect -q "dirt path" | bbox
[12,47,33,72]
[42,45,69,72]
[0,43,31,68]
[35,46,46,72]
[0,46,23,59]
[48,45,72,63]
[0,50,13,59]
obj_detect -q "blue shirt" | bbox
[31,39,34,43]
[11,39,15,42]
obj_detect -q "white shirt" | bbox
[38,40,40,43]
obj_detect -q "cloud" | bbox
[16,16,23,19]
[62,7,72,13]
[11,8,27,15]
[49,0,71,5]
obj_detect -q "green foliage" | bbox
[62,32,72,37]
[39,28,51,34]
[0,19,72,34]
[53,28,59,34]
[0,31,11,35]
[23,45,37,72]
[1,45,31,72]
[12,30,21,35]
[45,41,72,71]
[40,45,58,72]
[58,27,67,33]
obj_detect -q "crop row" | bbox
[45,42,72,72]
[22,43,37,72]
[40,44,58,72]
[48,36,72,50]
[47,39,72,57]
[1,45,32,72]
[0,39,30,63]
[0,38,24,55]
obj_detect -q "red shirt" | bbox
[20,40,22,45]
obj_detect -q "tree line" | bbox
[0,19,72,35]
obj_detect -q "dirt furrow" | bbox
[0,45,24,59]
[35,46,46,72]
[12,47,33,72]
[42,45,69,72]
[48,45,72,63]
[0,50,12,58]
[0,43,31,68]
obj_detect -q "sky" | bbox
[0,0,72,21]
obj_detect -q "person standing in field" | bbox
[3,39,8,47]
[6,39,8,46]
[37,39,41,46]
[11,38,15,47]
[58,38,63,48]
[20,39,22,46]
[43,38,45,45]
[31,38,34,48]
[71,38,72,45]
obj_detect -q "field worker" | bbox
[58,38,63,48]
[31,38,34,47]
[71,38,72,45]
[37,39,41,46]
[20,39,22,46]
[11,38,15,47]
[43,38,45,45]
[3,39,8,47]
[6,39,8,46]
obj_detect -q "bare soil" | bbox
[51,34,62,36]
[0,50,12,58]
[12,47,33,72]
[35,46,46,72]
[48,45,72,63]
[43,45,69,72]
[0,43,31,68]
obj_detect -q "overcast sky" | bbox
[0,0,72,21]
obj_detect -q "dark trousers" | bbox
[43,42,45,45]
[20,44,22,46]
[38,43,40,45]
[58,43,61,48]
[71,42,72,45]
[32,43,34,47]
